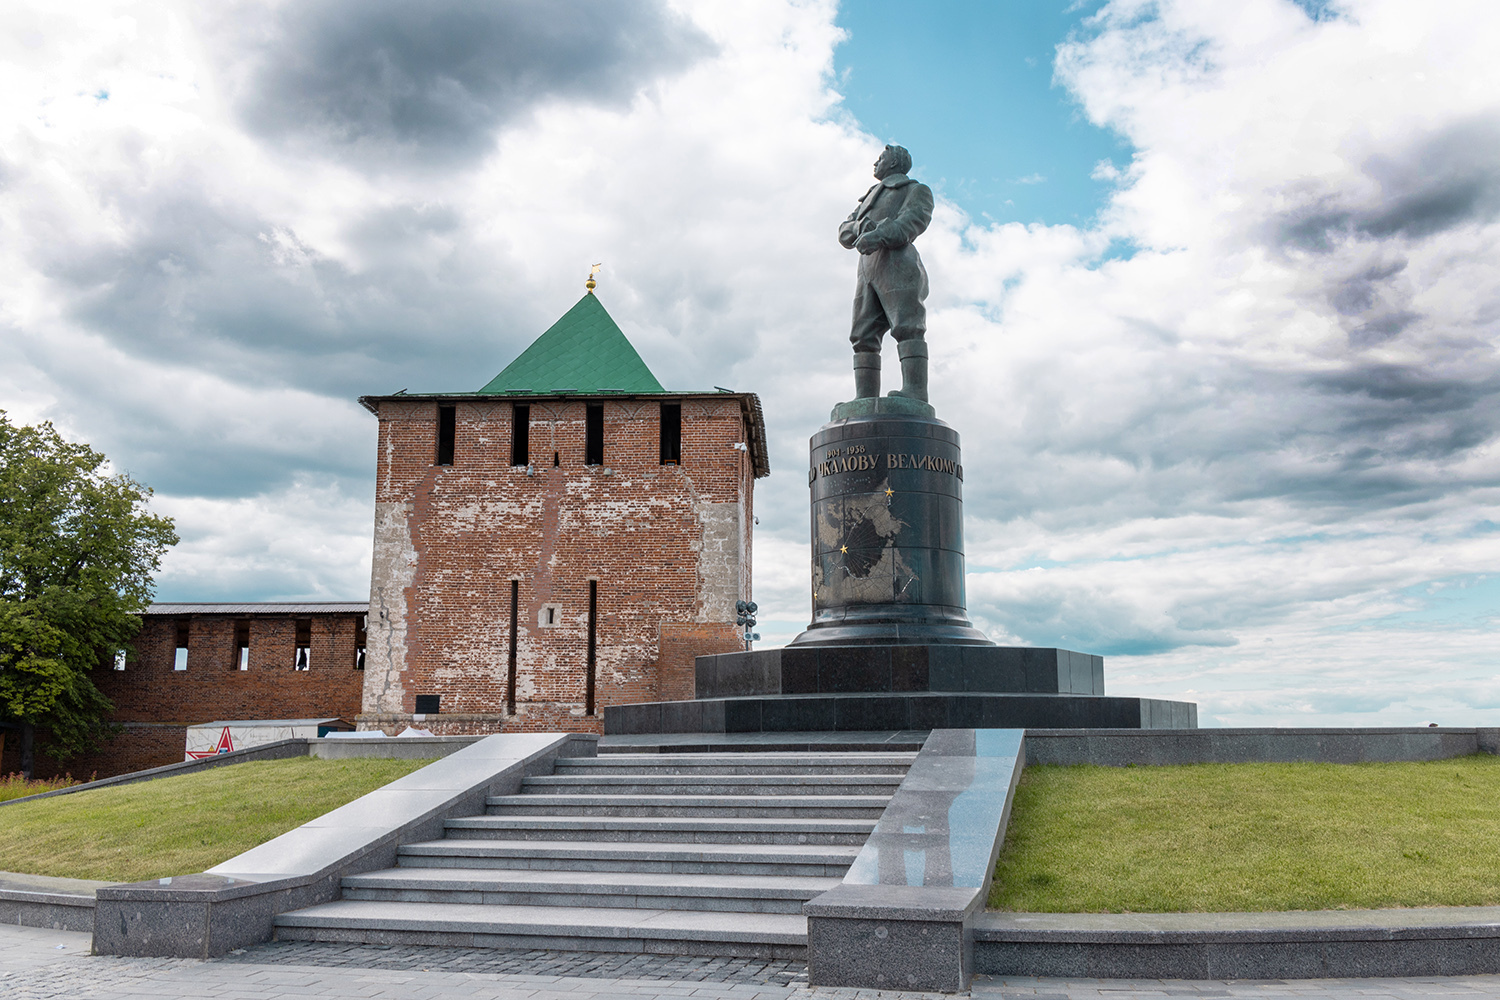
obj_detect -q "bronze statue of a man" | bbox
[839,144,935,402]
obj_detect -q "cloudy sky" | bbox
[3,0,1498,727]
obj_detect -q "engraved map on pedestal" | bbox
[813,482,916,606]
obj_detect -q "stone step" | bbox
[555,752,914,776]
[484,793,890,818]
[444,814,875,845]
[273,899,807,958]
[342,866,840,914]
[399,839,859,876]
[521,773,905,796]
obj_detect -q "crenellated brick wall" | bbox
[101,613,365,723]
[2,609,366,780]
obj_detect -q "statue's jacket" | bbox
[839,173,935,294]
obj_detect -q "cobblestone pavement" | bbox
[6,925,1500,1000]
[217,939,810,985]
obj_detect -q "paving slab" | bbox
[11,925,1500,1000]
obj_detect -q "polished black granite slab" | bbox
[696,645,1104,699]
[602,692,1197,735]
[842,729,1023,890]
[599,730,930,753]
[804,729,1026,991]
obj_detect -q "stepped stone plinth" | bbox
[603,408,1197,737]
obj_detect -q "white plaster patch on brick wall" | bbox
[363,501,415,716]
[694,496,743,623]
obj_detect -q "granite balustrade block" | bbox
[0,872,117,934]
[804,728,1025,992]
[92,731,597,959]
[972,906,1500,978]
[1024,727,1492,766]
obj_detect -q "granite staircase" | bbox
[274,751,915,957]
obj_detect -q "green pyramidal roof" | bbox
[478,293,665,394]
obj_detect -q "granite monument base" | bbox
[604,642,1197,736]
[695,644,1104,699]
[603,691,1196,735]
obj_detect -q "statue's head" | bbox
[873,144,911,179]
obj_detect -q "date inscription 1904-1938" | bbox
[808,447,963,484]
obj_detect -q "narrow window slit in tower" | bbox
[511,404,530,466]
[586,580,598,716]
[507,581,518,716]
[174,621,190,671]
[436,405,456,466]
[354,615,367,671]
[585,404,604,466]
[659,402,681,465]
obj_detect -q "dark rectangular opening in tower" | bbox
[507,580,518,715]
[585,405,604,465]
[174,620,190,671]
[354,615,367,671]
[586,580,598,715]
[415,694,440,714]
[510,404,530,466]
[436,405,456,466]
[659,403,681,465]
[234,620,250,671]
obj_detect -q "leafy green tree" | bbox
[0,412,177,777]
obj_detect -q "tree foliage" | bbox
[0,412,177,763]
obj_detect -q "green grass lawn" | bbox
[0,756,435,883]
[991,755,1500,913]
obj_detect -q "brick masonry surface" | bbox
[363,396,759,735]
[1,612,364,780]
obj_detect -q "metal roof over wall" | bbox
[145,602,368,615]
[356,290,772,478]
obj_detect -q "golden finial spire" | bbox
[586,262,603,292]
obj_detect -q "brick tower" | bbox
[358,287,769,734]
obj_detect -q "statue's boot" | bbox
[853,352,881,399]
[888,341,929,402]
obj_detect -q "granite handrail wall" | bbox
[1024,727,1500,765]
[92,731,598,959]
[803,728,1026,992]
